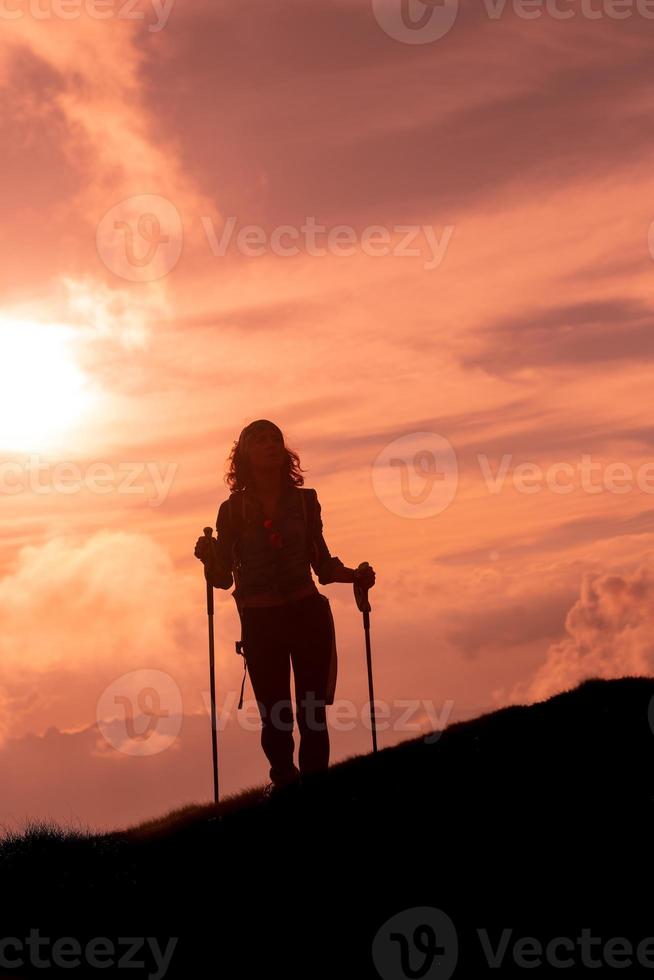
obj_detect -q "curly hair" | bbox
[223,426,306,492]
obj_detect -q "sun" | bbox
[0,318,96,453]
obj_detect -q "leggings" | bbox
[240,591,336,786]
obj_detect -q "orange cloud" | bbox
[0,530,203,742]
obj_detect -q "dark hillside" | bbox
[1,676,653,978]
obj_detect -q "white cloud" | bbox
[512,564,654,703]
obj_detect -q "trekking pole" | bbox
[353,561,377,754]
[203,527,220,809]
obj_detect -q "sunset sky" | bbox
[2,0,654,831]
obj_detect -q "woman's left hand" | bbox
[354,564,376,590]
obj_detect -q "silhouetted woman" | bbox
[194,419,376,796]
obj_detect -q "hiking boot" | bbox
[261,776,301,800]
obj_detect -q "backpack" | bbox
[221,486,320,709]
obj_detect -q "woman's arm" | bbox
[324,563,358,584]
[310,493,375,588]
[204,499,234,590]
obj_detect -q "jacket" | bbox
[208,485,345,606]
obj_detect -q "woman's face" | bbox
[245,427,285,470]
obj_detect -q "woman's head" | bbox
[225,419,305,491]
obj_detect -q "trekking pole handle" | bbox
[203,527,215,558]
[354,561,372,614]
[203,528,214,615]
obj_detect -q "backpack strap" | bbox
[226,491,247,589]
[299,485,306,526]
[299,487,309,557]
